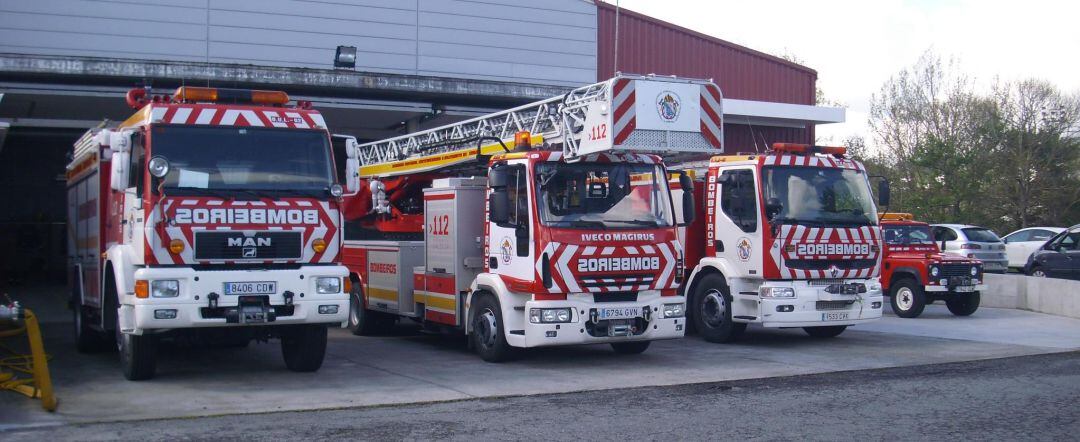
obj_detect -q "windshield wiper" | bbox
[561,220,607,229]
[610,220,662,227]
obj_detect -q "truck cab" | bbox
[67,87,349,380]
[677,143,886,342]
[879,214,985,318]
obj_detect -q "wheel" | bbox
[281,324,328,372]
[348,288,379,336]
[803,325,847,338]
[74,306,110,353]
[946,291,980,316]
[116,311,157,381]
[690,274,746,343]
[1028,266,1046,278]
[889,279,926,318]
[469,293,516,362]
[611,341,651,355]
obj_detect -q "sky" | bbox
[611,0,1080,144]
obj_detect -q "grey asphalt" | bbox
[3,285,1080,432]
[5,351,1078,441]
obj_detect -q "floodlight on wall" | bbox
[334,46,357,69]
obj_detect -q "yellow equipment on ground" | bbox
[0,298,57,412]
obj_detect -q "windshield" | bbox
[962,227,1001,242]
[151,125,334,194]
[534,162,673,229]
[762,166,877,227]
[884,225,934,245]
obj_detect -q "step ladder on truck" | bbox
[669,143,891,342]
[336,75,725,361]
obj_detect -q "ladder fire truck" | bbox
[672,143,889,342]
[339,75,723,361]
[67,86,349,380]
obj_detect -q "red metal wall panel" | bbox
[724,125,811,152]
[596,2,816,105]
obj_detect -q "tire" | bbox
[611,341,651,355]
[1028,266,1046,278]
[469,293,516,363]
[116,308,157,381]
[348,288,379,336]
[281,324,328,372]
[803,325,847,338]
[889,278,926,318]
[946,291,980,316]
[690,274,746,343]
[74,306,110,353]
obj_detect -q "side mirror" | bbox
[105,130,133,192]
[940,239,948,251]
[680,191,695,226]
[765,197,783,220]
[877,179,891,207]
[489,189,509,224]
[488,166,509,188]
[345,158,360,193]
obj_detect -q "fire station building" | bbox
[0,0,842,284]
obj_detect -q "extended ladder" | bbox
[357,74,725,178]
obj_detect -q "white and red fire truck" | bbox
[672,143,889,342]
[338,75,723,361]
[67,86,350,380]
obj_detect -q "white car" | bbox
[1002,227,1066,270]
[930,224,1009,273]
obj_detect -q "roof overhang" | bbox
[723,98,845,129]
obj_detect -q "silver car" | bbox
[930,224,1009,273]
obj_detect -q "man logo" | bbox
[243,247,257,258]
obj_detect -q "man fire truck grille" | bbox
[785,259,877,271]
[193,231,303,260]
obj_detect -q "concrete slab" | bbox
[2,289,1078,430]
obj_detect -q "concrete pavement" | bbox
[2,297,1079,430]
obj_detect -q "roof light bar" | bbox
[771,142,847,157]
[172,87,290,105]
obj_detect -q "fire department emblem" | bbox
[656,91,681,122]
[500,236,514,264]
[736,238,752,261]
[828,265,841,278]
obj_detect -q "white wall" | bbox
[983,273,1080,319]
[0,0,597,86]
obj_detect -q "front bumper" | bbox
[514,293,686,348]
[755,280,883,328]
[128,265,349,331]
[925,283,988,293]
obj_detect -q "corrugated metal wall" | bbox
[0,0,596,86]
[596,2,815,105]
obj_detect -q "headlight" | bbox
[930,266,940,277]
[662,303,685,318]
[529,308,572,323]
[970,266,978,276]
[315,277,341,294]
[760,287,795,298]
[150,280,179,298]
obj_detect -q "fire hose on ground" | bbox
[0,296,57,411]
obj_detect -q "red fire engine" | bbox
[67,86,349,380]
[878,213,984,317]
[672,143,889,342]
[338,75,722,361]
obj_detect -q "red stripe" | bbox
[613,90,636,121]
[613,118,635,145]
[700,95,722,126]
[424,273,456,295]
[162,107,178,124]
[612,78,630,100]
[425,193,455,201]
[425,310,456,325]
[700,121,721,148]
[705,84,722,103]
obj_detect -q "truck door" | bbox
[715,168,762,277]
[488,164,535,286]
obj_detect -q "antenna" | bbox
[745,116,760,153]
[613,0,620,75]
